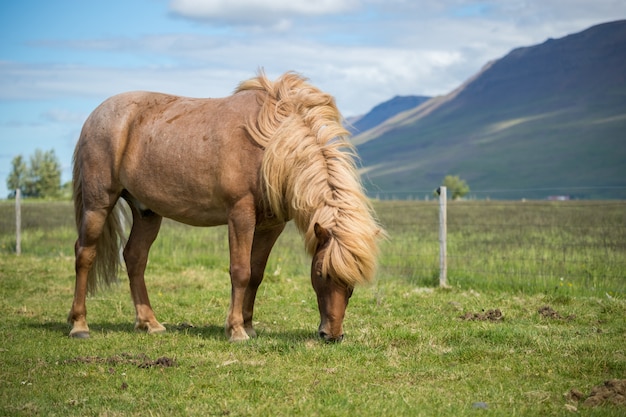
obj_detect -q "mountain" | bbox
[354,20,626,199]
[346,95,431,135]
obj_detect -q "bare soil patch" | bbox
[62,353,177,368]
[538,305,576,320]
[459,309,503,321]
[568,379,626,407]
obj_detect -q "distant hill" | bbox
[346,95,431,135]
[354,20,626,199]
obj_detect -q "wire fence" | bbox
[373,196,626,296]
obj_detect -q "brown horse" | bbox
[68,71,383,342]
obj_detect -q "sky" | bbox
[1,0,625,198]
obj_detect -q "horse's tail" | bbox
[73,150,128,295]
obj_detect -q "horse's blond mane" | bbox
[237,71,383,286]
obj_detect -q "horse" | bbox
[68,71,384,343]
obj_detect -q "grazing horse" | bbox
[68,71,383,342]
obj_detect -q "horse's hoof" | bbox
[135,320,166,334]
[69,330,90,339]
[227,328,250,342]
[147,324,167,335]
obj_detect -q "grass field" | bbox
[0,200,625,416]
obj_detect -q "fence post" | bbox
[15,189,21,255]
[438,186,447,287]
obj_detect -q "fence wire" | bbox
[373,200,626,295]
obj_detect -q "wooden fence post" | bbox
[15,189,21,255]
[438,186,447,287]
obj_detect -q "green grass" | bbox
[0,200,625,416]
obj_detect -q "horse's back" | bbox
[75,90,265,226]
[80,90,255,147]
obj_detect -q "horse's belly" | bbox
[166,210,230,227]
[123,187,233,227]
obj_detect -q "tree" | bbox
[441,175,470,200]
[6,149,62,198]
[6,155,28,197]
[29,149,62,198]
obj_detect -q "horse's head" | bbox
[310,223,354,343]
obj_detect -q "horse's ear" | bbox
[314,223,331,245]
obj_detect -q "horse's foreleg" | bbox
[225,205,257,342]
[123,211,165,334]
[243,224,286,338]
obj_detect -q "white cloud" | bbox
[0,61,248,102]
[169,0,358,25]
[0,38,470,116]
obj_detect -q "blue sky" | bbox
[1,0,624,198]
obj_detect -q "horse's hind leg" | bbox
[69,208,109,338]
[123,207,166,334]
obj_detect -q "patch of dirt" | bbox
[138,356,177,368]
[538,305,576,320]
[176,322,195,330]
[459,309,503,322]
[62,353,176,368]
[568,380,626,407]
[567,388,585,402]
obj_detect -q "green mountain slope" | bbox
[347,95,431,135]
[355,20,626,199]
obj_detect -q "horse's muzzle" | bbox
[319,330,344,343]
